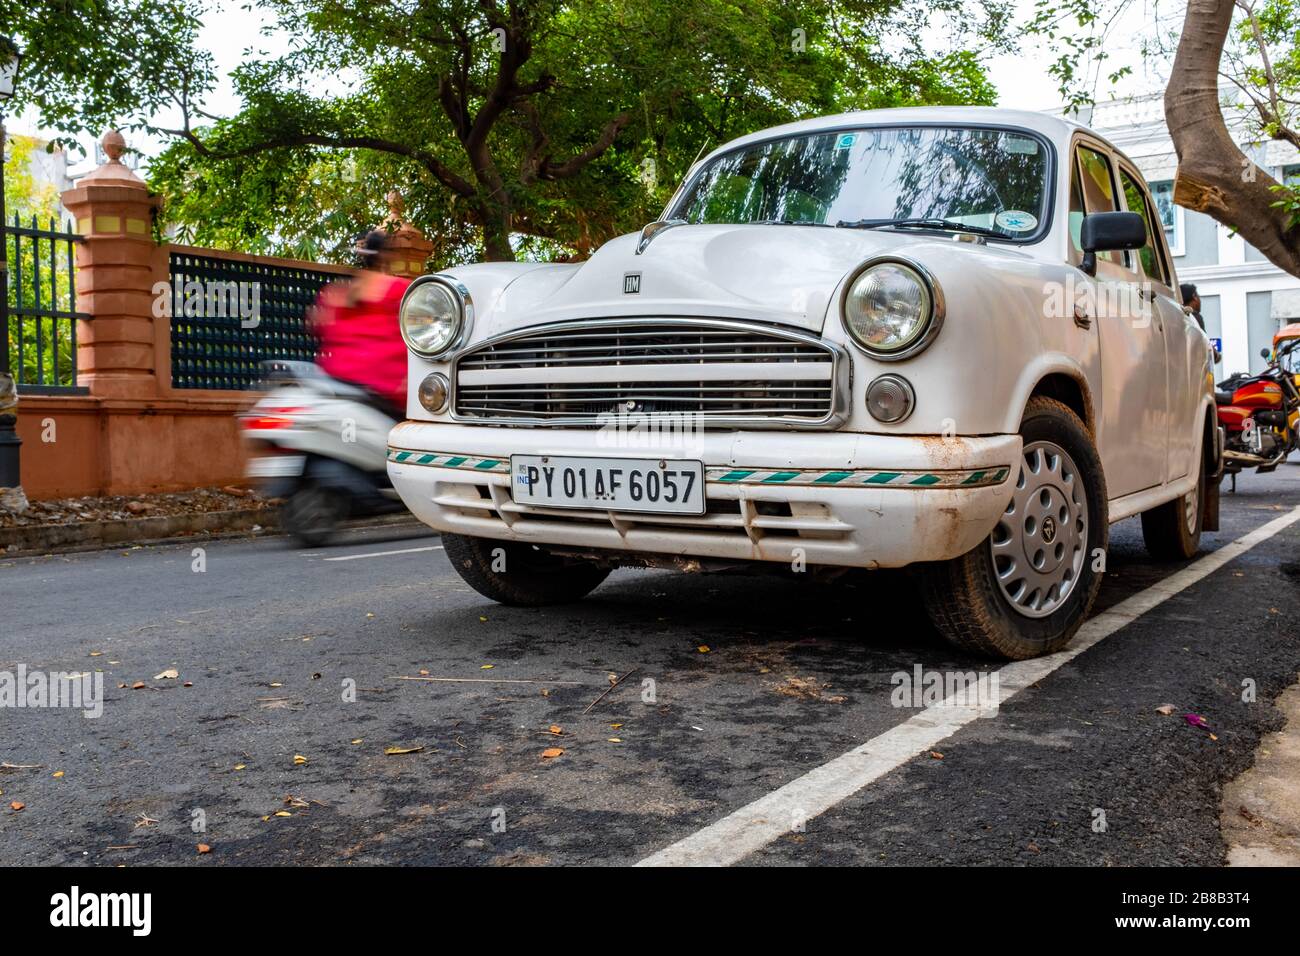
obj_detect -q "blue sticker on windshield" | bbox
[834,133,858,151]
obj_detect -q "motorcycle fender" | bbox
[304,456,385,499]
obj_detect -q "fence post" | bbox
[380,190,433,278]
[59,131,161,400]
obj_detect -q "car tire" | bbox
[1140,448,1204,561]
[442,533,611,606]
[281,484,350,548]
[918,396,1108,660]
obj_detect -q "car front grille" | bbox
[453,319,844,428]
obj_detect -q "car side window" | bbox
[1072,145,1125,265]
[1119,167,1171,287]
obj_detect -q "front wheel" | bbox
[442,533,611,606]
[918,397,1109,660]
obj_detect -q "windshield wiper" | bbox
[751,218,832,227]
[836,217,1005,238]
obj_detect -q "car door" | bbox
[1069,141,1168,499]
[1117,162,1200,485]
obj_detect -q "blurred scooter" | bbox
[240,361,405,546]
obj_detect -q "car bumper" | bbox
[386,422,1020,569]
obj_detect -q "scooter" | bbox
[1215,338,1300,489]
[240,361,406,546]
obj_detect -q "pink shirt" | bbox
[313,274,411,409]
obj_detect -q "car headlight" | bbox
[400,276,470,359]
[842,259,942,360]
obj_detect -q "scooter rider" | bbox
[311,230,412,418]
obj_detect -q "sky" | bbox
[8,0,1179,175]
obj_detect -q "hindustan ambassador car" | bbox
[387,107,1219,660]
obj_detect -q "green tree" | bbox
[146,0,1009,265]
[0,0,212,146]
[4,135,75,385]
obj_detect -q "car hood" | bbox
[460,223,980,339]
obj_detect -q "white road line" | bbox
[324,545,444,562]
[637,505,1300,868]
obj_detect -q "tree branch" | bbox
[539,111,633,180]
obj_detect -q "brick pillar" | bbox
[60,131,162,399]
[380,190,433,278]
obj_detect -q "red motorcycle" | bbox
[1215,338,1300,489]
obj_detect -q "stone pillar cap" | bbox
[82,130,147,186]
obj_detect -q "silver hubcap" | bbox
[990,440,1089,619]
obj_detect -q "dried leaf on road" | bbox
[197,843,211,854]
[154,668,179,680]
[383,746,425,755]
[292,754,308,765]
[1155,704,1176,715]
[548,725,563,736]
[541,747,564,759]
[131,681,145,690]
[9,801,24,811]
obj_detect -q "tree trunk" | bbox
[481,220,515,262]
[1164,0,1300,278]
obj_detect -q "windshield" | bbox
[671,126,1052,241]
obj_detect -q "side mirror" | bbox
[1261,347,1272,359]
[1080,211,1147,276]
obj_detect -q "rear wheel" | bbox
[919,397,1108,660]
[442,533,611,606]
[281,483,349,547]
[1140,449,1204,560]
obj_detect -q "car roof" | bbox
[697,106,1093,164]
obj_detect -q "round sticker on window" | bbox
[995,210,1038,232]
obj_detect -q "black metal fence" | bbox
[168,250,347,390]
[3,215,88,394]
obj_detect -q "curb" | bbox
[0,509,423,559]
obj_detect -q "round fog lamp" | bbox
[418,372,450,414]
[865,374,915,423]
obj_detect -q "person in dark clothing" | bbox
[1180,282,1205,332]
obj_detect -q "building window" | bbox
[1149,180,1184,256]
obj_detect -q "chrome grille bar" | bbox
[451,318,847,429]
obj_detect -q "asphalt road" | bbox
[2,464,1298,867]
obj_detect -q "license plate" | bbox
[511,455,705,515]
[246,454,306,478]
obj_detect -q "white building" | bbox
[1063,92,1300,376]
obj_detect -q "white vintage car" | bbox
[388,106,1219,660]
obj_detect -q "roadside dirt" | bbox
[1221,681,1300,865]
[0,486,275,529]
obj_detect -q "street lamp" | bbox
[0,36,24,505]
